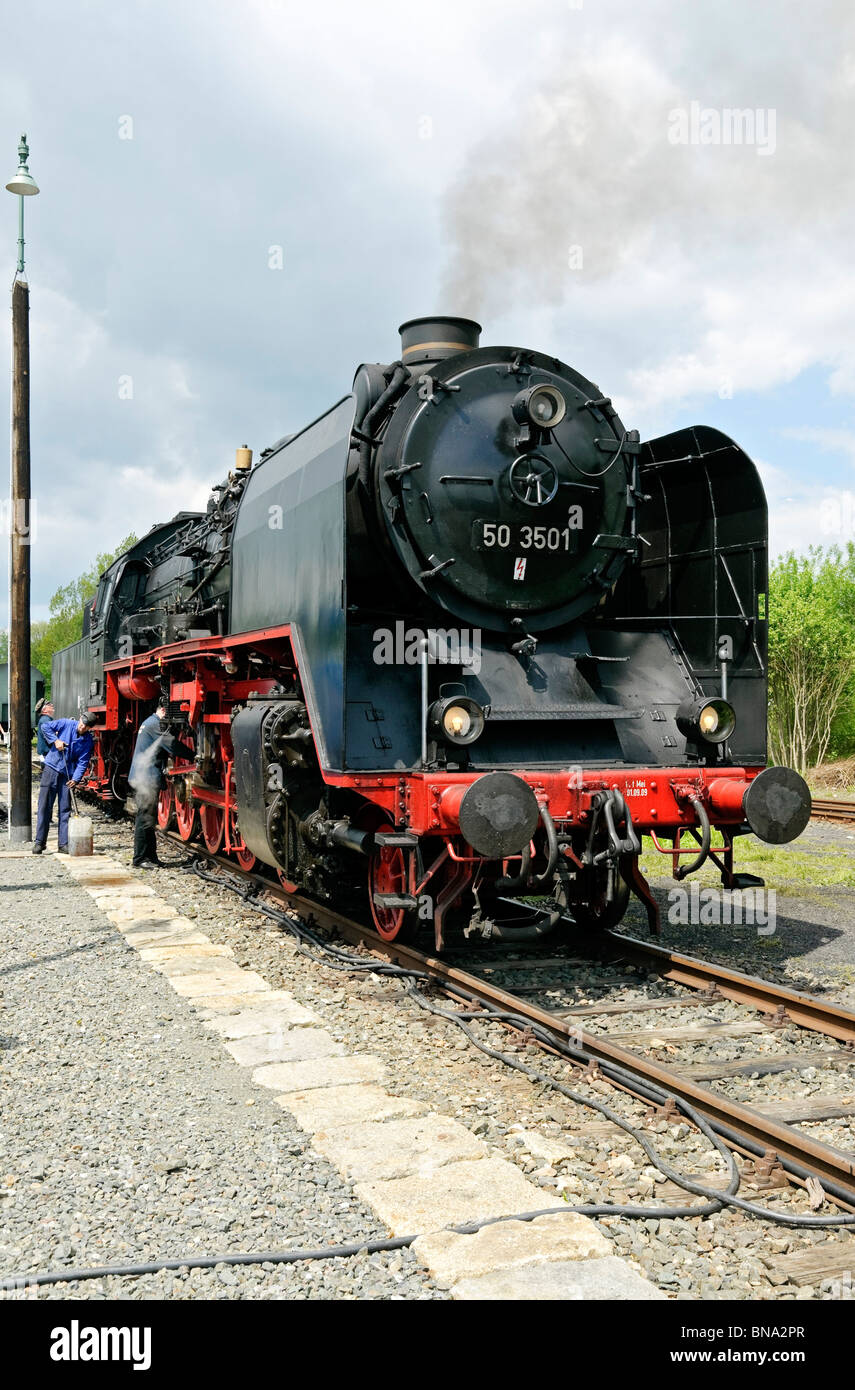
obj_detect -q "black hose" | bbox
[0,1236,415,1292]
[184,551,228,605]
[427,983,855,1228]
[485,905,562,942]
[674,797,712,880]
[554,429,628,479]
[533,804,559,888]
[357,364,409,491]
[494,842,531,892]
[403,982,738,1217]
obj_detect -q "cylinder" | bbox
[328,821,374,855]
[708,767,812,844]
[116,672,161,701]
[398,316,481,369]
[441,772,540,858]
[235,446,252,471]
[438,784,467,831]
[706,778,749,817]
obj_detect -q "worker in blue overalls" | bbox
[33,711,97,854]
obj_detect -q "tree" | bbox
[768,544,855,774]
[29,534,138,694]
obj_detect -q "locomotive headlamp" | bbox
[512,384,567,430]
[428,696,486,747]
[677,696,736,746]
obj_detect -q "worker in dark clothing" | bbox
[34,698,55,762]
[33,711,96,854]
[129,702,184,869]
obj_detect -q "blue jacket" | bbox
[42,718,94,783]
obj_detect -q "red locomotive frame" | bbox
[80,622,764,950]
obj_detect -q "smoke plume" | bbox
[440,5,855,323]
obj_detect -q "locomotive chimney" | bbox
[398,316,481,370]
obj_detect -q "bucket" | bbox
[68,814,94,856]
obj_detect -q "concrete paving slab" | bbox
[167,969,271,998]
[102,898,183,924]
[412,1213,611,1286]
[139,942,235,963]
[86,884,161,901]
[152,955,255,981]
[252,1055,385,1092]
[197,997,320,1036]
[275,1084,426,1131]
[60,865,144,884]
[226,1028,345,1068]
[355,1157,564,1236]
[451,1255,665,1300]
[122,923,213,948]
[187,990,286,1010]
[314,1112,486,1183]
[114,917,199,939]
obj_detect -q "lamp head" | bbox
[5,134,39,196]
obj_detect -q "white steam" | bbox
[440,5,855,330]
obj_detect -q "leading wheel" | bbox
[229,810,256,871]
[233,843,256,871]
[369,823,418,943]
[569,874,631,931]
[156,783,174,830]
[200,804,225,854]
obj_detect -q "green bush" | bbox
[0,534,138,696]
[768,544,855,773]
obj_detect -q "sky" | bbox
[2,0,854,626]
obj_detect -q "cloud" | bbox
[439,0,855,425]
[0,0,852,632]
[757,459,855,558]
[780,427,855,463]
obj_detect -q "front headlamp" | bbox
[428,696,486,747]
[677,696,736,745]
[512,383,567,430]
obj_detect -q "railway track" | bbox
[9,746,854,1211]
[811,797,855,824]
[165,830,855,1221]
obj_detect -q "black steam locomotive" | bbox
[53,316,810,947]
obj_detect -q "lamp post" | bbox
[5,134,39,843]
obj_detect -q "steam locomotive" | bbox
[53,316,811,948]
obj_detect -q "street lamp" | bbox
[5,133,39,842]
[6,134,40,273]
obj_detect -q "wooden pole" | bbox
[9,275,32,842]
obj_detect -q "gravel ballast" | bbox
[0,848,446,1301]
[5,798,855,1301]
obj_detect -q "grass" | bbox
[639,833,855,894]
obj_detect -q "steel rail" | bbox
[811,797,855,823]
[601,932,855,1043]
[161,834,855,1206]
[347,932,855,1203]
